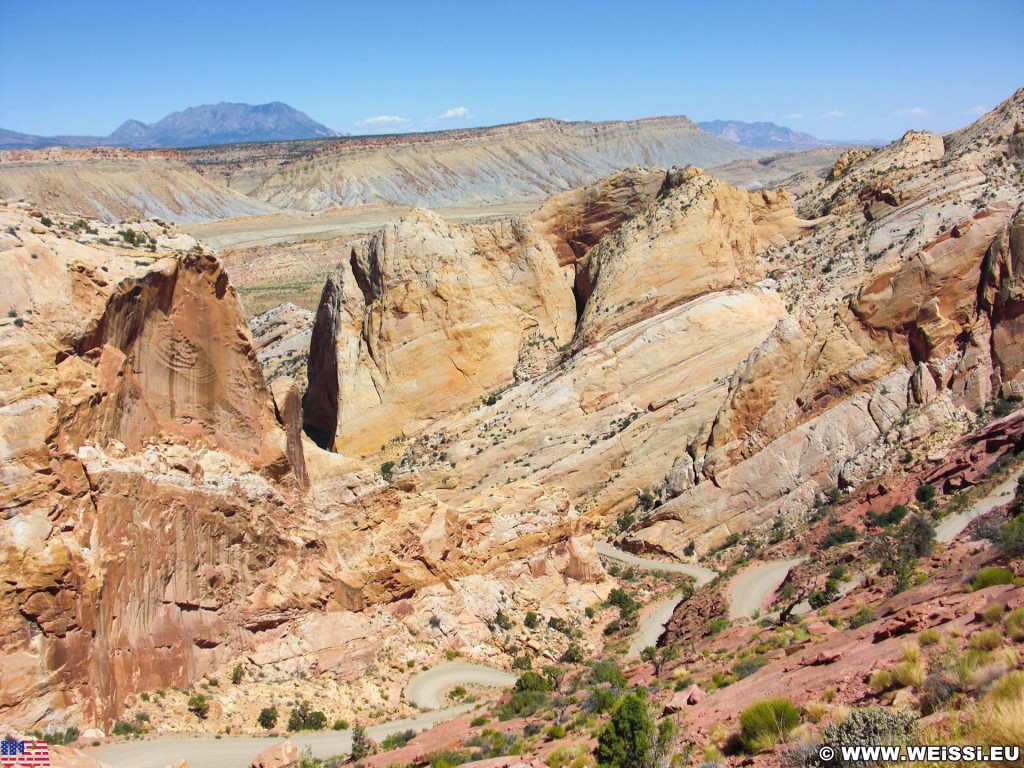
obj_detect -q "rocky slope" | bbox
[185,116,757,210]
[0,147,281,223]
[0,204,611,732]
[301,89,1024,563]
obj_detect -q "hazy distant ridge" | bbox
[0,102,341,149]
[698,119,829,149]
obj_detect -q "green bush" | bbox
[916,483,937,508]
[596,693,655,768]
[998,517,1024,556]
[1005,607,1024,641]
[351,724,371,761]
[970,567,1015,591]
[381,728,416,751]
[496,689,548,720]
[332,719,348,730]
[546,724,566,740]
[515,671,553,692]
[591,660,627,688]
[469,715,489,727]
[492,609,513,631]
[739,698,800,752]
[256,705,278,729]
[820,707,918,760]
[524,610,540,629]
[821,527,858,549]
[231,664,243,685]
[849,606,876,628]
[708,617,731,635]
[187,693,209,719]
[866,505,908,528]
[733,655,769,679]
[288,701,327,731]
[380,461,396,482]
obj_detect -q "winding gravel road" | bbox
[595,542,717,657]
[89,704,478,768]
[936,467,1023,543]
[405,662,518,710]
[593,542,717,586]
[729,557,806,619]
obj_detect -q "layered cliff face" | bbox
[626,90,1024,555]
[305,91,1024,561]
[0,208,311,724]
[0,207,609,729]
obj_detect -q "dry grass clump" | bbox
[1005,607,1024,641]
[917,628,941,647]
[892,660,926,689]
[968,627,1003,651]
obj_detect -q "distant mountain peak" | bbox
[698,120,829,149]
[0,101,341,150]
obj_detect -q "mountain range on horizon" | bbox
[0,100,843,151]
[0,101,343,150]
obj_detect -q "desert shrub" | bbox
[231,664,243,685]
[891,661,925,689]
[738,698,800,753]
[820,707,918,763]
[524,610,540,629]
[916,483,937,508]
[187,693,209,719]
[546,723,567,740]
[803,702,828,724]
[111,720,144,736]
[982,603,1006,625]
[849,606,876,629]
[919,672,963,714]
[596,693,656,768]
[733,656,769,679]
[583,686,621,714]
[548,744,589,768]
[970,567,1014,591]
[866,505,909,528]
[899,514,935,558]
[998,516,1024,556]
[561,643,584,663]
[493,609,513,631]
[381,729,417,751]
[257,706,278,729]
[608,588,639,618]
[288,700,327,731]
[808,579,840,609]
[968,628,1003,651]
[470,715,489,727]
[1004,607,1024,641]
[515,671,553,693]
[496,689,547,720]
[590,660,627,688]
[821,527,857,549]
[708,617,731,635]
[380,461,396,481]
[351,724,372,761]
[332,719,349,730]
[779,737,822,768]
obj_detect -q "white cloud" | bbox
[439,106,473,120]
[967,105,987,115]
[824,109,846,118]
[787,112,805,119]
[356,115,411,127]
[894,107,929,117]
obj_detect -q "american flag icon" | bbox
[0,739,50,766]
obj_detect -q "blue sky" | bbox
[1,0,1021,141]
